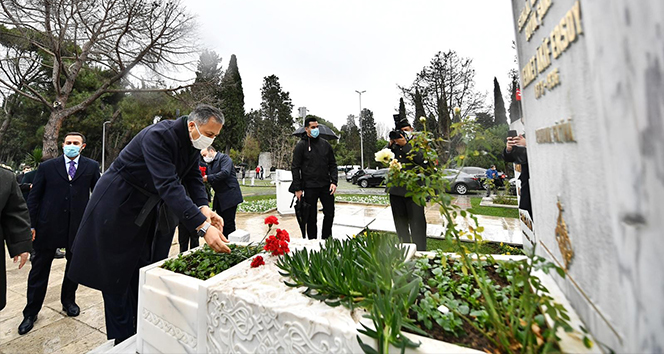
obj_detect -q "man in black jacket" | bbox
[291,117,338,239]
[387,116,427,251]
[504,134,532,219]
[19,132,100,335]
[202,146,243,237]
[1,166,32,311]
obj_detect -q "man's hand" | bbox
[506,135,526,153]
[200,205,224,230]
[202,175,208,182]
[295,190,303,201]
[13,252,29,269]
[203,226,230,253]
[31,228,35,241]
[329,184,337,195]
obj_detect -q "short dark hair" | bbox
[304,117,318,128]
[64,132,86,144]
[206,146,216,153]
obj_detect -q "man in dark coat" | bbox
[291,117,338,239]
[504,134,532,219]
[201,146,243,236]
[386,116,427,251]
[1,166,32,311]
[68,104,229,344]
[19,132,100,335]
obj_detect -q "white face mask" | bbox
[190,122,214,150]
[203,155,214,163]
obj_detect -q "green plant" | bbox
[276,232,424,354]
[380,115,590,353]
[493,195,518,206]
[161,244,263,280]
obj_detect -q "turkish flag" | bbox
[516,88,522,101]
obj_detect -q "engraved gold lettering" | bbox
[571,0,583,35]
[558,16,569,52]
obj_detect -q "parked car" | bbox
[443,169,483,195]
[357,168,389,188]
[346,168,366,183]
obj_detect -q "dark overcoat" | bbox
[27,155,100,250]
[0,168,33,310]
[68,117,208,293]
[207,153,243,213]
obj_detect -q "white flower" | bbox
[374,148,395,164]
[419,116,427,123]
[437,305,450,314]
[453,107,461,115]
[389,159,402,170]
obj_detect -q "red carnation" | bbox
[275,229,290,242]
[264,215,279,226]
[250,256,265,268]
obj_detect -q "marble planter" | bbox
[136,242,596,353]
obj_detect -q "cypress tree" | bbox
[219,54,246,154]
[493,77,507,125]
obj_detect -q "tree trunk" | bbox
[42,111,66,159]
[0,115,12,147]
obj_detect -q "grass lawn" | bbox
[467,197,519,218]
[426,237,523,255]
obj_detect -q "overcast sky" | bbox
[181,0,517,133]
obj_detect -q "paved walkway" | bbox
[1,201,520,353]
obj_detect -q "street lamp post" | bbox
[355,90,366,169]
[102,121,111,173]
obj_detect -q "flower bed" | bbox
[237,198,276,213]
[161,244,263,280]
[336,194,389,205]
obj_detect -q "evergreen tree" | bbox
[413,88,426,132]
[258,75,294,168]
[360,108,378,168]
[508,69,523,123]
[218,54,246,154]
[340,114,361,164]
[493,77,507,125]
[475,112,495,129]
[398,97,407,128]
[191,50,223,107]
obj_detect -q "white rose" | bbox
[374,148,395,164]
[419,116,427,123]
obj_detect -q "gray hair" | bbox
[187,104,225,125]
[206,146,216,153]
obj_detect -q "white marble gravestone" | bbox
[511,0,664,351]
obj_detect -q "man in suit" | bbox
[201,146,243,236]
[18,132,100,334]
[68,104,229,345]
[1,166,32,311]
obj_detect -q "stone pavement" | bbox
[1,200,520,353]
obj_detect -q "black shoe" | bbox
[62,303,80,317]
[54,248,65,259]
[18,315,37,335]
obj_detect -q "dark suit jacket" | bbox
[69,117,209,293]
[207,153,243,212]
[27,155,100,250]
[0,168,33,310]
[19,170,37,202]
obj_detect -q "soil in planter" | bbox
[161,244,263,280]
[407,258,551,353]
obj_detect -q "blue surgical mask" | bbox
[310,128,320,138]
[63,145,81,158]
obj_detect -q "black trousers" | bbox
[178,222,199,253]
[389,194,427,251]
[303,187,335,240]
[101,222,154,343]
[23,247,78,317]
[219,206,238,237]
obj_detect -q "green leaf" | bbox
[583,335,594,348]
[458,305,469,315]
